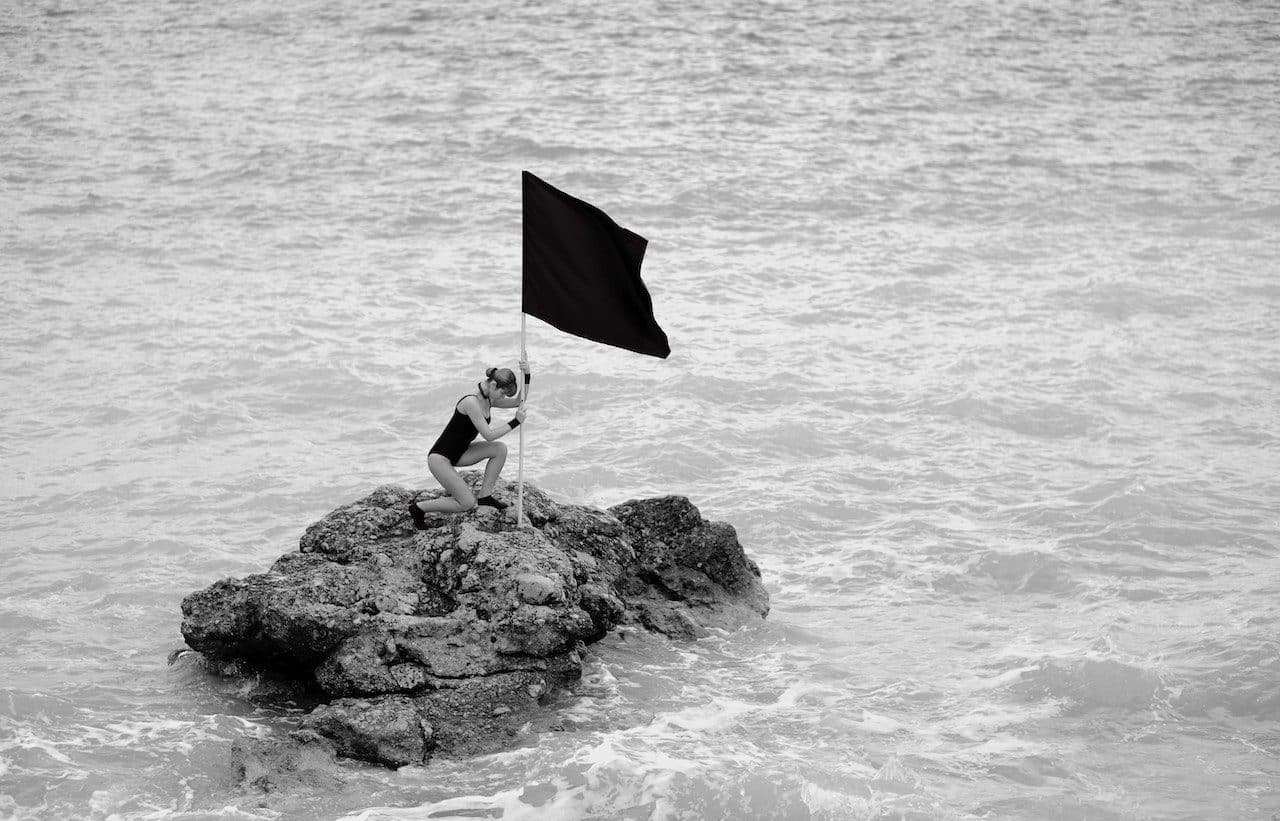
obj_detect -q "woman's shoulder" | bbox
[456,392,483,411]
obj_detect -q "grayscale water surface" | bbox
[2,0,1279,818]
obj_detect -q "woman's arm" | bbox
[460,396,524,440]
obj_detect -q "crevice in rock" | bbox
[637,569,685,602]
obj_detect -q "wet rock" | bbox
[610,495,770,633]
[230,731,340,793]
[181,478,768,768]
[303,696,432,768]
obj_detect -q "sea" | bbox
[2,0,1279,818]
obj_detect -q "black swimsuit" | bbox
[429,393,490,465]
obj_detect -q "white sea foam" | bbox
[0,729,75,766]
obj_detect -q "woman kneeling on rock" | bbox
[410,363,530,527]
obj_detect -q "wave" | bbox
[970,549,1078,594]
[22,195,125,217]
[1049,277,1209,320]
[975,793,1139,820]
[1170,640,1280,720]
[799,756,955,821]
[363,25,416,37]
[930,393,1102,440]
[1012,656,1164,712]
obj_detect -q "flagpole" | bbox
[516,312,526,528]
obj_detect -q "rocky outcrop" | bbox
[180,478,768,768]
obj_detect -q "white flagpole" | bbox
[516,312,527,527]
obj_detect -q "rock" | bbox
[609,495,770,633]
[577,584,625,641]
[181,478,768,768]
[515,573,563,605]
[229,731,340,793]
[302,695,431,768]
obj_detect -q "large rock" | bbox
[180,478,768,768]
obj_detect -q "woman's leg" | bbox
[457,441,507,498]
[416,453,477,513]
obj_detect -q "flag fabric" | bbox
[522,171,671,359]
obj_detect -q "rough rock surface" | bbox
[181,477,768,768]
[229,731,340,794]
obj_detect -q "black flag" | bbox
[522,171,670,359]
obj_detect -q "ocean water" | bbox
[3,0,1279,818]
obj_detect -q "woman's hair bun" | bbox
[486,367,497,379]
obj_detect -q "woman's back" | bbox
[430,395,489,465]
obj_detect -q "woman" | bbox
[410,362,530,527]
